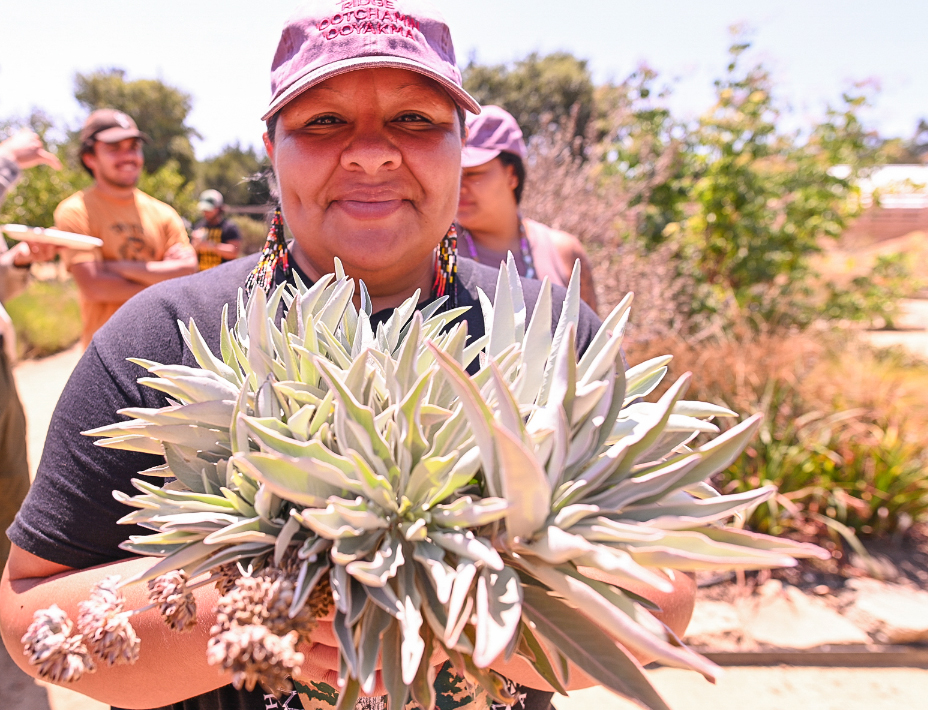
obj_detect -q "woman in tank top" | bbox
[456,105,599,311]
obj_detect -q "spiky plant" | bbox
[23,258,826,710]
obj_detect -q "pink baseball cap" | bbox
[461,105,527,168]
[262,0,480,121]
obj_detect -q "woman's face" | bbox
[265,68,464,299]
[456,157,519,235]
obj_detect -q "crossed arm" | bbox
[70,245,198,303]
[0,542,694,709]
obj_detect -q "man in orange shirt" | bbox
[54,109,197,346]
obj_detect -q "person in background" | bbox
[191,189,242,270]
[54,109,197,347]
[457,105,598,311]
[0,130,60,571]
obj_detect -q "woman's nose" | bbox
[340,128,401,174]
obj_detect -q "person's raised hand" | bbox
[10,240,58,266]
[0,131,63,171]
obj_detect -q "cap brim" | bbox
[262,56,481,121]
[94,127,150,144]
[198,201,217,211]
[461,147,502,168]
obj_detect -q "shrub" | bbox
[627,331,928,542]
[5,277,82,358]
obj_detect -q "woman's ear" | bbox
[263,133,275,162]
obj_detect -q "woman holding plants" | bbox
[0,2,694,709]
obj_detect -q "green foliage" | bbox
[719,385,928,540]
[463,52,595,140]
[823,253,926,328]
[0,115,91,228]
[137,160,198,223]
[229,214,269,255]
[198,143,270,207]
[74,69,200,182]
[5,278,82,358]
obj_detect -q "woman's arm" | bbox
[0,544,357,709]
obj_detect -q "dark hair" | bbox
[497,151,526,204]
[264,105,467,145]
[79,139,96,177]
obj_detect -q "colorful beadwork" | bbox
[244,204,289,294]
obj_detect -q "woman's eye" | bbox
[306,115,342,126]
[395,113,430,124]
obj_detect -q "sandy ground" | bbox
[3,312,928,710]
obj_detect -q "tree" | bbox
[462,52,595,140]
[0,112,91,228]
[74,69,199,181]
[198,143,270,207]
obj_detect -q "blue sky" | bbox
[0,0,924,158]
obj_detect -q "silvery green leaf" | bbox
[204,518,277,546]
[518,622,568,696]
[316,278,354,335]
[514,526,673,593]
[428,344,498,495]
[495,423,550,541]
[177,318,241,385]
[619,485,777,528]
[347,451,397,513]
[129,479,236,510]
[93,434,165,456]
[399,592,425,685]
[698,527,829,560]
[331,532,384,565]
[444,560,476,647]
[295,499,389,539]
[431,530,503,570]
[552,504,600,530]
[623,356,672,403]
[588,453,704,511]
[539,260,581,406]
[187,541,278,579]
[426,447,481,509]
[473,565,522,668]
[122,539,219,585]
[234,453,343,507]
[672,400,737,419]
[404,453,458,506]
[291,560,333,618]
[333,608,359,678]
[506,253,527,341]
[346,537,404,587]
[522,561,719,681]
[357,603,392,694]
[274,513,302,565]
[381,620,409,710]
[545,323,577,421]
[517,277,552,405]
[413,541,457,604]
[618,527,806,569]
[627,414,764,505]
[520,584,672,710]
[431,496,509,528]
[576,292,633,383]
[487,266,516,358]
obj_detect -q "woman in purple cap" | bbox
[1,2,693,709]
[457,106,598,311]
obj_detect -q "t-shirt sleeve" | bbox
[163,207,192,252]
[222,220,243,244]
[8,297,183,569]
[54,197,99,268]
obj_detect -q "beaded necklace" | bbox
[246,203,459,309]
[458,217,536,279]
